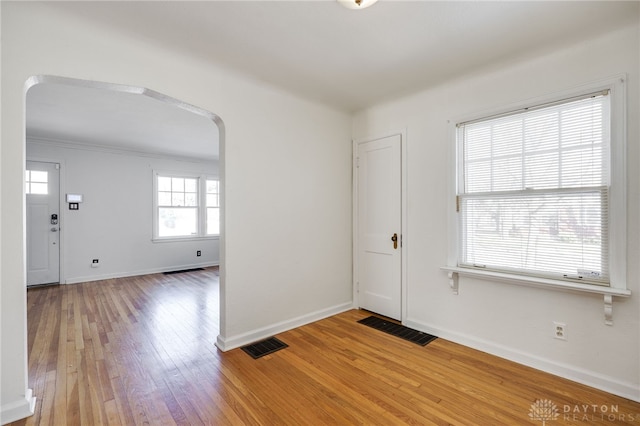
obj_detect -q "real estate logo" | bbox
[529,399,638,423]
[529,399,559,425]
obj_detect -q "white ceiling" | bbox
[27,82,220,160]
[26,1,638,160]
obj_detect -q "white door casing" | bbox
[356,134,402,320]
[26,161,60,286]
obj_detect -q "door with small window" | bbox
[26,161,60,286]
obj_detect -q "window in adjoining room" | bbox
[154,173,219,240]
[206,179,220,236]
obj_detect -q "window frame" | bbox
[25,169,49,195]
[444,76,628,295]
[205,178,220,236]
[152,170,220,242]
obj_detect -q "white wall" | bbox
[353,24,640,401]
[27,140,220,283]
[1,2,352,423]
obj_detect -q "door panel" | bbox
[28,204,51,271]
[357,135,401,320]
[26,161,60,286]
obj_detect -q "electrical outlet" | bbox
[196,250,201,257]
[553,322,567,341]
[91,259,100,268]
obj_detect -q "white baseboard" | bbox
[216,302,353,352]
[64,262,219,284]
[1,389,36,425]
[404,317,640,403]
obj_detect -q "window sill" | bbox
[440,266,631,326]
[152,235,219,243]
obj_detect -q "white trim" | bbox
[401,128,409,323]
[215,302,353,352]
[352,129,408,323]
[440,267,630,326]
[152,235,219,244]
[203,177,220,237]
[352,140,359,311]
[404,317,640,403]
[64,262,218,285]
[441,266,631,297]
[27,136,216,164]
[0,389,36,424]
[606,75,627,291]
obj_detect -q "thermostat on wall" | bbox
[66,194,83,203]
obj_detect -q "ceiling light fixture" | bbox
[338,0,378,10]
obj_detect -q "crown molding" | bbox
[27,136,217,165]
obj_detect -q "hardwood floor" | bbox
[10,268,640,425]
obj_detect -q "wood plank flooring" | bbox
[10,268,640,425]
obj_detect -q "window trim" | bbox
[204,178,220,236]
[443,76,629,322]
[25,169,49,195]
[152,170,220,242]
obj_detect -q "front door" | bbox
[26,161,60,286]
[357,135,402,320]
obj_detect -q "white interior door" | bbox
[357,135,402,320]
[26,161,60,286]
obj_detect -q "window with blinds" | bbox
[457,91,610,286]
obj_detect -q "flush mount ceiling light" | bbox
[338,0,378,10]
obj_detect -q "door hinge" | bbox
[456,195,460,212]
[356,157,360,168]
[356,281,359,293]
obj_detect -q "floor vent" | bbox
[163,268,205,275]
[241,337,288,359]
[358,315,437,346]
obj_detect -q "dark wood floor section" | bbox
[11,267,640,425]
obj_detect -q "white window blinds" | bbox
[457,92,610,285]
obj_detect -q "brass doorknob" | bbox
[391,233,398,249]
